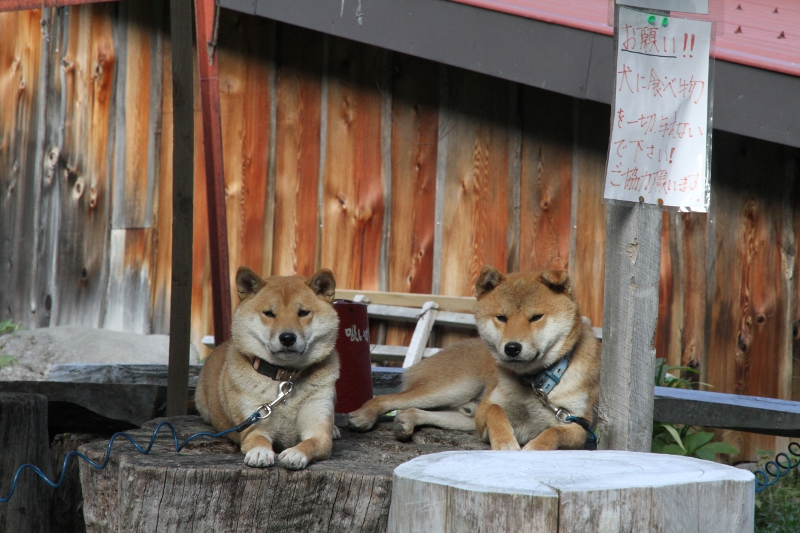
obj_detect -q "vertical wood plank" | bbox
[32,7,61,329]
[150,32,174,335]
[384,52,439,347]
[271,24,323,277]
[112,0,159,230]
[167,0,194,416]
[321,37,385,290]
[793,150,800,403]
[655,212,684,368]
[438,66,512,297]
[706,131,793,459]
[49,4,115,328]
[217,12,273,284]
[681,212,707,374]
[0,9,44,326]
[571,100,608,327]
[519,87,573,272]
[105,0,165,333]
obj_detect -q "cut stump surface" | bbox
[78,415,489,533]
[389,450,756,533]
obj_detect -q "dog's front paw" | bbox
[492,440,521,451]
[332,425,341,440]
[278,447,310,470]
[244,446,275,467]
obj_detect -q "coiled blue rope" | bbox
[754,441,800,493]
[0,413,259,503]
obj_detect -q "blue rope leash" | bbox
[0,412,260,503]
[754,441,800,493]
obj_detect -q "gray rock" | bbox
[0,326,199,381]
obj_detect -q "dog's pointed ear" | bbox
[307,268,336,303]
[236,266,266,301]
[475,266,505,299]
[540,270,572,295]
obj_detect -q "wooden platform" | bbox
[389,450,755,533]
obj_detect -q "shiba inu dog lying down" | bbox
[196,267,340,470]
[348,266,600,451]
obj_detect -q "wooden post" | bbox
[0,393,53,533]
[598,203,661,452]
[166,0,194,417]
[195,0,232,345]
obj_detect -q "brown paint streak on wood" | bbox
[519,87,572,272]
[217,13,272,289]
[384,53,439,347]
[122,0,152,227]
[571,100,608,327]
[272,25,323,277]
[321,38,384,290]
[439,68,510,297]
[655,212,684,369]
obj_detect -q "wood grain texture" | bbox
[437,66,512,297]
[706,131,794,459]
[681,212,707,374]
[571,99,609,327]
[80,416,490,533]
[383,53,439,348]
[655,212,683,368]
[0,394,53,533]
[321,37,386,290]
[0,9,44,325]
[217,12,273,283]
[112,0,161,230]
[519,86,573,272]
[271,25,323,277]
[598,203,661,452]
[50,4,115,328]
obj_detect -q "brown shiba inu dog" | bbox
[348,265,600,450]
[195,267,340,469]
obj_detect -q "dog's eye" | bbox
[496,315,507,323]
[298,309,310,317]
[263,310,275,318]
[530,314,543,322]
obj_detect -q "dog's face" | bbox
[473,266,580,375]
[231,267,340,370]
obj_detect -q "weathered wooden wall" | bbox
[1,5,799,460]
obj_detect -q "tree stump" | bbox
[388,450,755,533]
[78,415,490,532]
[0,393,53,533]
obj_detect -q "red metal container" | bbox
[332,300,373,413]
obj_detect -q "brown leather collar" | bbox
[252,357,296,381]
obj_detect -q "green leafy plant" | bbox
[0,319,20,370]
[0,319,19,336]
[652,358,739,461]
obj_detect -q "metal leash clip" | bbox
[256,380,294,419]
[533,388,572,423]
[237,381,295,432]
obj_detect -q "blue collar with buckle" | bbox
[519,349,572,393]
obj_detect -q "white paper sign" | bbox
[604,8,712,211]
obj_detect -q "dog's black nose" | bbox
[279,332,297,347]
[504,342,522,357]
